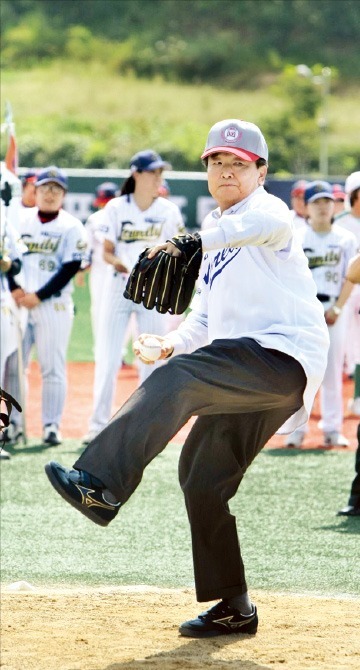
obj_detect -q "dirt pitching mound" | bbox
[1,587,359,670]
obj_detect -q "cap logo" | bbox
[314,183,324,193]
[48,169,58,177]
[221,126,242,144]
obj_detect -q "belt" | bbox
[316,293,336,303]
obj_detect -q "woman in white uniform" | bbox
[84,150,184,442]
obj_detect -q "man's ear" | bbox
[258,165,268,186]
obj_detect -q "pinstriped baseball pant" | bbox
[75,337,306,602]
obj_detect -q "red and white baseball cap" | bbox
[201,119,268,162]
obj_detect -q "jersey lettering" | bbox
[305,248,342,269]
[117,221,163,243]
[21,235,61,255]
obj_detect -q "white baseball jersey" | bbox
[166,186,330,434]
[17,208,87,295]
[89,194,184,434]
[104,193,184,269]
[297,223,358,299]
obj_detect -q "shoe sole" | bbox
[44,463,110,527]
[179,623,258,638]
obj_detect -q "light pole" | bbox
[296,64,332,177]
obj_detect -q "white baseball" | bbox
[139,336,162,362]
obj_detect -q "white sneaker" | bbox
[43,423,62,446]
[0,447,11,459]
[2,422,23,446]
[284,430,305,447]
[347,397,360,416]
[81,430,99,445]
[324,432,349,447]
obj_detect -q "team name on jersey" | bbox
[203,247,242,289]
[117,221,163,243]
[21,234,61,254]
[304,247,342,269]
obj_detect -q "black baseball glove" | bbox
[124,233,202,315]
[0,387,22,432]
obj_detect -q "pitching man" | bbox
[45,120,329,637]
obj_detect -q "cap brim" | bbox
[306,193,335,203]
[36,178,67,190]
[201,146,261,162]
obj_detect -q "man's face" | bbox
[207,152,267,211]
[35,182,65,212]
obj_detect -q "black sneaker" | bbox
[179,600,258,638]
[43,424,62,446]
[44,461,120,527]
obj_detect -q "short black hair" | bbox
[350,188,360,208]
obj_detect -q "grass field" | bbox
[1,437,359,596]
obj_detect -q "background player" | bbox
[20,170,38,210]
[82,182,118,346]
[289,179,309,229]
[0,194,25,457]
[332,183,346,216]
[5,166,88,446]
[285,180,357,447]
[83,150,185,444]
[335,171,360,415]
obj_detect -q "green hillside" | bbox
[1,0,360,174]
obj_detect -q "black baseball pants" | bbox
[75,337,306,601]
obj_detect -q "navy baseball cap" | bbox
[36,166,68,191]
[129,150,170,173]
[304,181,334,204]
[201,119,268,162]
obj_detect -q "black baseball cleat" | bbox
[179,600,258,638]
[337,504,360,517]
[44,461,120,527]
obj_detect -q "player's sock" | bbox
[228,592,253,615]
